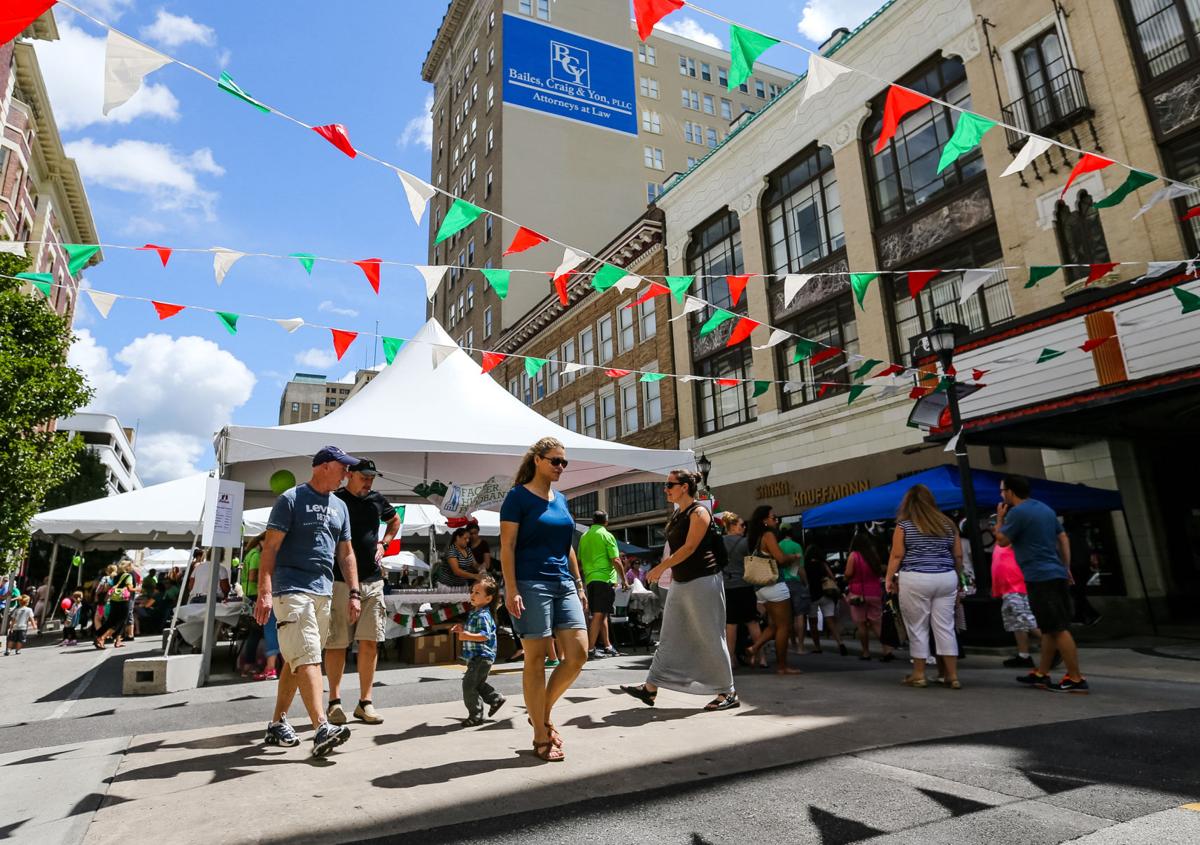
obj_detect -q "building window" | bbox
[687,156,699,168]
[703,93,715,115]
[467,238,475,265]
[639,76,660,98]
[466,327,474,349]
[1161,131,1200,252]
[621,380,639,433]
[777,296,858,409]
[1125,0,1200,78]
[609,482,661,518]
[866,57,984,226]
[687,209,744,312]
[647,182,664,202]
[509,378,519,398]
[681,88,700,110]
[521,372,532,404]
[640,298,657,339]
[600,391,618,438]
[486,125,494,152]
[718,66,729,87]
[535,366,546,400]
[1055,190,1111,283]
[469,157,477,181]
[701,62,712,82]
[484,305,493,337]
[1014,28,1083,138]
[579,327,595,364]
[564,405,578,432]
[695,347,755,435]
[582,399,598,436]
[679,55,697,77]
[568,491,599,520]
[618,303,636,352]
[643,374,663,425]
[598,315,614,363]
[548,360,560,394]
[643,146,664,169]
[561,338,576,383]
[467,281,475,310]
[519,0,531,14]
[706,127,719,148]
[755,78,766,98]
[642,109,662,133]
[685,121,701,144]
[720,98,733,120]
[763,145,845,275]
[485,169,493,198]
[311,403,320,415]
[485,215,493,242]
[291,402,299,413]
[638,44,657,65]
[536,0,550,20]
[487,84,494,110]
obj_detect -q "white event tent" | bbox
[241,503,500,537]
[217,319,694,506]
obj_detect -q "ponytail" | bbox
[513,436,564,486]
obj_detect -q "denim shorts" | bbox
[513,579,587,640]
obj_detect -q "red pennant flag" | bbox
[874,86,932,153]
[1061,153,1113,198]
[908,270,939,298]
[605,368,632,378]
[817,383,834,399]
[809,346,842,366]
[312,124,356,158]
[139,244,172,266]
[1181,206,1200,222]
[1085,261,1120,284]
[553,271,572,306]
[629,282,669,308]
[354,258,382,294]
[910,386,931,400]
[0,0,56,45]
[331,329,357,361]
[715,378,740,386]
[1080,336,1113,353]
[726,274,752,307]
[481,351,506,374]
[151,301,184,320]
[945,364,957,378]
[877,363,905,378]
[726,317,759,347]
[971,368,989,381]
[633,0,684,40]
[503,226,549,256]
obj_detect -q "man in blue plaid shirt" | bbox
[452,577,506,726]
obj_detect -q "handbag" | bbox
[821,576,841,600]
[743,540,779,586]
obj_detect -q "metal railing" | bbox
[1000,66,1092,149]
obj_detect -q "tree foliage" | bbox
[41,437,109,511]
[0,252,93,565]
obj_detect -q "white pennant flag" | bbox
[1000,135,1053,177]
[958,269,995,305]
[783,274,814,308]
[800,55,852,105]
[103,31,171,116]
[416,265,449,300]
[561,362,586,375]
[86,289,117,319]
[431,344,455,369]
[554,247,587,280]
[0,242,26,256]
[1140,261,1184,281]
[874,382,908,400]
[614,274,642,293]
[753,328,791,350]
[398,170,437,225]
[670,296,707,321]
[679,375,700,383]
[275,317,304,333]
[211,248,245,285]
[1132,182,1198,220]
[944,430,962,453]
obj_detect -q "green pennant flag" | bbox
[64,244,100,275]
[1094,171,1156,209]
[481,267,510,299]
[639,372,667,382]
[289,252,316,274]
[699,308,736,336]
[936,113,995,174]
[850,273,880,310]
[728,25,780,91]
[666,274,693,303]
[218,71,270,112]
[1025,265,1060,288]
[16,272,52,298]
[852,358,883,380]
[932,377,952,393]
[592,263,627,293]
[435,199,485,244]
[525,356,548,377]
[1036,348,1066,364]
[381,336,404,364]
[1173,284,1200,314]
[215,311,239,335]
[752,380,771,398]
[793,339,819,363]
[847,384,870,405]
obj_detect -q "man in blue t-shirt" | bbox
[254,445,362,756]
[996,474,1087,694]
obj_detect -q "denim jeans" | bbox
[462,657,501,719]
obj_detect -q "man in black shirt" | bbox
[326,459,401,725]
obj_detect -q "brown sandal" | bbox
[528,717,564,748]
[532,740,564,762]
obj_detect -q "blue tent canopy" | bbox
[802,465,1122,528]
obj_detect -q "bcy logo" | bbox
[551,41,589,88]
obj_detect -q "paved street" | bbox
[2,634,1198,844]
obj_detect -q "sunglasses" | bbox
[663,481,683,488]
[542,457,569,468]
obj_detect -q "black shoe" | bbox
[462,716,485,727]
[1004,655,1035,668]
[620,684,656,707]
[838,643,849,656]
[1048,676,1090,694]
[487,697,506,718]
[1016,672,1051,688]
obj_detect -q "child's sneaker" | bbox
[487,696,507,718]
[1048,676,1090,694]
[312,722,351,758]
[461,716,485,727]
[264,718,300,747]
[1016,671,1051,688]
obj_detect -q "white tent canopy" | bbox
[218,319,693,506]
[29,473,209,550]
[241,502,500,537]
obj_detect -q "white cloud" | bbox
[65,138,223,219]
[655,17,722,49]
[139,9,216,47]
[68,331,256,484]
[33,21,179,130]
[318,300,359,318]
[399,92,434,151]
[295,347,337,369]
[796,0,880,42]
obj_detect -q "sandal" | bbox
[528,718,563,748]
[532,740,564,762]
[93,639,105,650]
[901,675,928,688]
[620,684,657,707]
[704,692,740,711]
[948,679,962,690]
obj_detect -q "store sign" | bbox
[502,14,637,136]
[793,481,869,508]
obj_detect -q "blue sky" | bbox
[40,0,880,483]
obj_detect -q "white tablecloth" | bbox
[172,602,246,647]
[383,589,472,639]
[615,584,661,623]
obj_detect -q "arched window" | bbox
[685,209,744,311]
[763,145,845,275]
[1054,190,1110,283]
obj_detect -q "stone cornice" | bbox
[422,0,474,82]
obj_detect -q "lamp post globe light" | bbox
[696,453,712,495]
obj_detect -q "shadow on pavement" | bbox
[370,751,543,790]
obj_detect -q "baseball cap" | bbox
[312,445,360,467]
[349,458,378,476]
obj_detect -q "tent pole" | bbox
[39,540,59,632]
[50,546,74,627]
[163,532,201,656]
[198,544,224,686]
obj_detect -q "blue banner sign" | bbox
[502,14,637,136]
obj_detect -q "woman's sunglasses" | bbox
[542,456,569,468]
[663,481,683,488]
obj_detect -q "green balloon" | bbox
[270,469,296,495]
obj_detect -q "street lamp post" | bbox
[696,453,712,497]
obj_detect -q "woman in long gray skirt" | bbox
[620,469,738,711]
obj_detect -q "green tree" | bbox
[41,437,109,511]
[0,251,93,567]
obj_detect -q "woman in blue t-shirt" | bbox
[499,437,589,763]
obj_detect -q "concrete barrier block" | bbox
[122,654,202,695]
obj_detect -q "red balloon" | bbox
[61,598,72,610]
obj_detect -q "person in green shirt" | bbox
[240,534,263,600]
[778,526,811,655]
[578,510,627,659]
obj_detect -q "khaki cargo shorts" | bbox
[327,579,387,650]
[274,592,331,672]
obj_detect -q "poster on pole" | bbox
[202,477,245,548]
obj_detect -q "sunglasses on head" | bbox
[542,456,569,468]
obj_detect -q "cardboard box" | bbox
[452,628,517,662]
[400,632,455,665]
